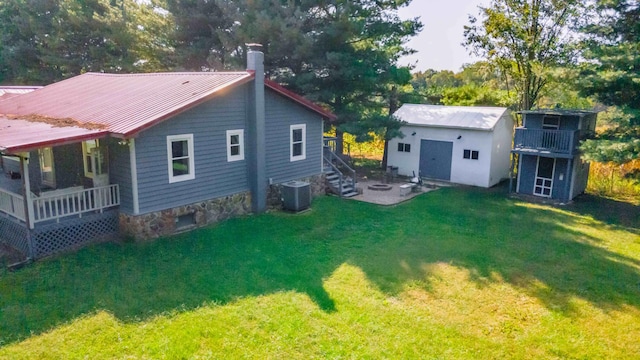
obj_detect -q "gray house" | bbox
[511,109,597,202]
[0,48,335,259]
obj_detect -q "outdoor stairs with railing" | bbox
[323,137,358,198]
[324,166,358,198]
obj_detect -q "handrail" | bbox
[513,128,578,154]
[32,184,120,223]
[0,188,26,221]
[323,146,356,197]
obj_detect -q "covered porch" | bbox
[0,132,120,259]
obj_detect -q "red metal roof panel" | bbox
[0,117,106,154]
[0,72,253,136]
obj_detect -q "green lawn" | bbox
[1,187,639,359]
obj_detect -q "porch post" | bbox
[20,153,35,259]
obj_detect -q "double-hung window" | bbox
[290,124,306,161]
[226,129,245,162]
[167,134,195,183]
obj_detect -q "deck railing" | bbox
[0,188,26,221]
[32,185,120,223]
[513,128,579,154]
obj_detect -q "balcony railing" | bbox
[513,128,579,155]
[32,184,120,223]
[0,184,120,225]
[0,188,26,221]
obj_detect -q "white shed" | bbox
[387,104,514,188]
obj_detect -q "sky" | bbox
[397,0,488,73]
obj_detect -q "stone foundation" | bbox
[120,191,251,240]
[267,174,326,209]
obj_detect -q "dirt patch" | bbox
[0,242,26,266]
[5,113,106,130]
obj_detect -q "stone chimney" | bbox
[246,43,267,213]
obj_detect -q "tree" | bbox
[264,0,422,156]
[578,0,640,164]
[0,0,173,84]
[464,0,581,110]
[165,0,242,71]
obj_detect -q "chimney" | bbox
[246,43,267,213]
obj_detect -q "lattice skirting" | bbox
[32,210,119,259]
[0,215,29,256]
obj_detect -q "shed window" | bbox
[463,149,479,160]
[542,116,560,130]
[290,124,306,161]
[167,134,195,183]
[226,129,245,162]
[397,143,411,152]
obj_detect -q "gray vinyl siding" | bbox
[264,90,323,183]
[28,150,42,193]
[108,138,134,214]
[134,84,250,214]
[523,114,580,131]
[52,143,83,189]
[518,155,570,200]
[518,154,537,196]
[1,156,20,174]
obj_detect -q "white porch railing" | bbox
[0,188,26,221]
[32,185,120,224]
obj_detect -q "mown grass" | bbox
[0,187,639,359]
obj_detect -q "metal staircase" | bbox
[323,137,358,198]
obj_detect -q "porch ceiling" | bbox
[0,116,107,154]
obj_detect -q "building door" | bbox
[534,156,555,197]
[38,147,56,188]
[419,140,453,181]
[83,140,109,187]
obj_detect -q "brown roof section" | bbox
[0,116,107,153]
[0,72,335,153]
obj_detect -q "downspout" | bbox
[129,139,140,214]
[246,44,267,213]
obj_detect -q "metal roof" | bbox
[393,104,510,131]
[0,116,107,153]
[0,72,254,137]
[0,72,335,153]
[0,86,42,100]
[518,109,597,117]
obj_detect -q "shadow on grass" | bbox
[1,187,639,345]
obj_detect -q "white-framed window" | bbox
[542,115,560,130]
[226,129,245,162]
[38,147,56,188]
[290,124,306,161]
[167,134,195,183]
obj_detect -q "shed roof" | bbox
[393,104,509,131]
[0,72,335,153]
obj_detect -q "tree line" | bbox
[0,0,637,166]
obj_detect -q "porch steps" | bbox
[324,169,358,198]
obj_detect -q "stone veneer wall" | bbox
[120,191,251,240]
[267,174,326,209]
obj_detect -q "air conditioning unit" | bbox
[281,181,311,212]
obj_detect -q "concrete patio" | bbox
[348,179,448,205]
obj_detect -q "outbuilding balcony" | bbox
[512,128,580,158]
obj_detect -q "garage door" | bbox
[419,140,453,181]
